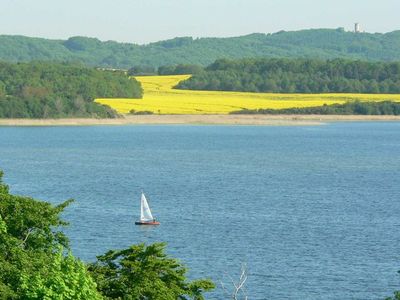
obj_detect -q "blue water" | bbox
[1,123,400,299]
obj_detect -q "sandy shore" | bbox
[1,114,400,126]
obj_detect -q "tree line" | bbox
[127,64,203,76]
[176,58,400,94]
[2,29,400,69]
[231,101,400,115]
[0,61,142,118]
[0,170,214,299]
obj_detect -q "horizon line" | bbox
[1,27,399,46]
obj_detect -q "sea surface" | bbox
[1,123,400,299]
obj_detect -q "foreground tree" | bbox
[0,170,214,299]
[19,250,102,300]
[0,170,101,299]
[88,243,215,300]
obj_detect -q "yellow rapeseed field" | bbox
[96,75,400,114]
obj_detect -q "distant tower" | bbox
[354,23,361,33]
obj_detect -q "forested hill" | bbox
[0,62,142,118]
[1,29,400,68]
[176,58,400,94]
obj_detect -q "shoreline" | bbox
[1,114,400,126]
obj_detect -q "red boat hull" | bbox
[135,221,160,225]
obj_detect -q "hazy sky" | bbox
[0,0,399,44]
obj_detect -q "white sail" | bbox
[140,193,154,222]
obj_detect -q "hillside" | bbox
[176,58,400,93]
[0,62,142,118]
[1,29,400,68]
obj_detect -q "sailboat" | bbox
[135,192,160,225]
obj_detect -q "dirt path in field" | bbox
[1,114,400,126]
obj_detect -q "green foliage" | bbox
[156,37,195,49]
[177,58,400,94]
[0,174,72,252]
[129,109,154,115]
[0,170,214,299]
[0,61,142,118]
[20,250,102,300]
[231,101,400,115]
[127,65,157,76]
[158,64,204,75]
[2,29,400,69]
[0,214,6,233]
[88,243,215,300]
[0,171,101,299]
[64,36,102,52]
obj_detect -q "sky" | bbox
[0,0,399,44]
